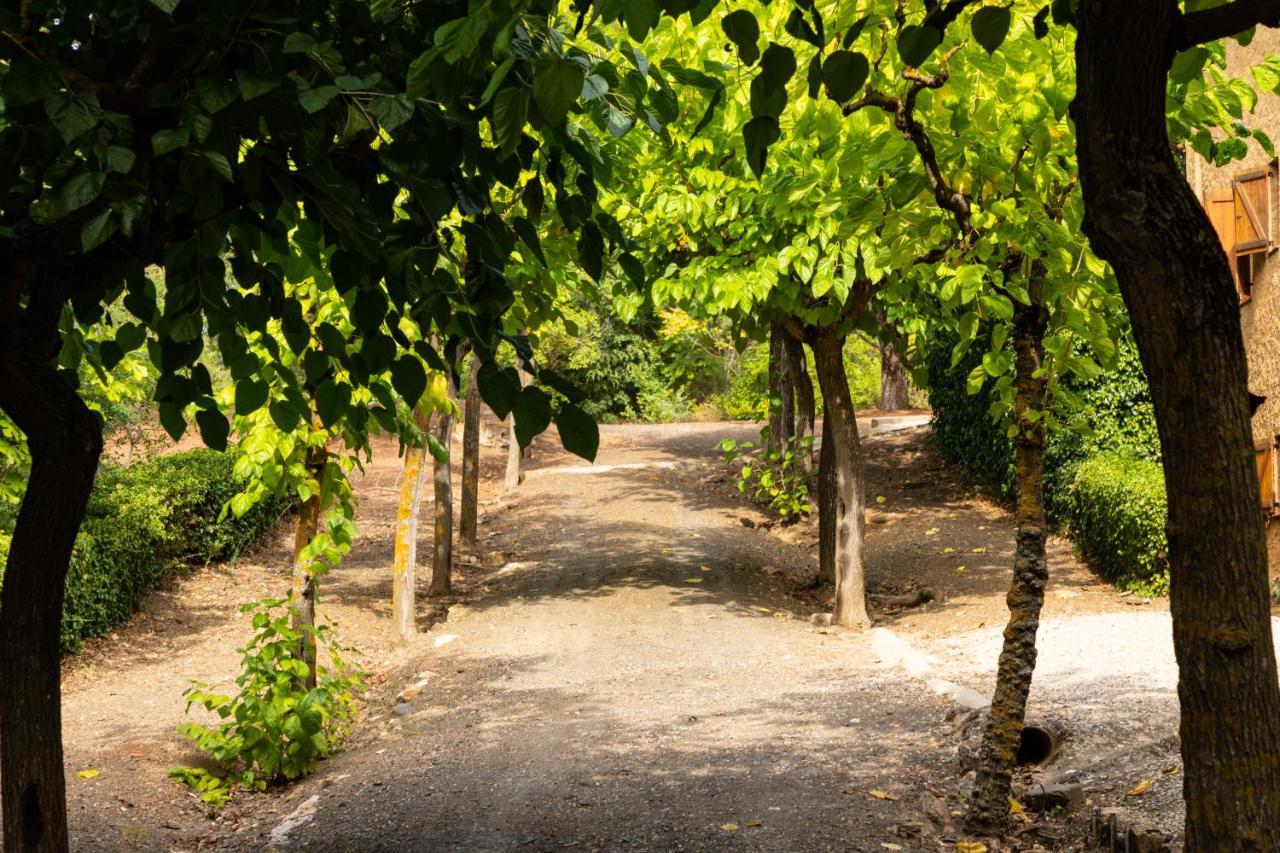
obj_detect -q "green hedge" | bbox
[0,449,285,653]
[1067,453,1169,594]
[927,331,1169,592]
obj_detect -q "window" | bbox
[1203,161,1276,304]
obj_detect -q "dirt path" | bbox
[52,419,1231,851]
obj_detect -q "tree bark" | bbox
[429,405,456,598]
[786,333,815,476]
[878,340,910,411]
[504,367,528,492]
[459,357,482,550]
[816,406,837,586]
[1074,5,1280,844]
[291,439,327,690]
[811,329,869,629]
[0,345,103,853]
[767,320,795,454]
[968,268,1049,832]
[391,411,432,641]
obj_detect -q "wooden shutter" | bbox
[1233,166,1274,256]
[1258,442,1276,513]
[1206,187,1242,293]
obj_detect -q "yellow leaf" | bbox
[869,790,900,801]
[876,495,887,504]
[925,527,940,536]
[942,547,956,554]
[720,823,739,832]
[1163,765,1181,775]
[1009,796,1024,814]
[699,564,712,572]
[1128,778,1155,797]
[973,547,987,554]
[684,578,703,584]
[955,843,987,853]
[77,769,100,779]
[956,566,966,574]
[746,820,762,828]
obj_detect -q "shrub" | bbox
[171,598,363,808]
[0,449,286,653]
[1067,453,1169,594]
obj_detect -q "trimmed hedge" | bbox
[1067,453,1169,594]
[0,449,285,653]
[927,331,1169,592]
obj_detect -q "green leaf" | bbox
[1170,47,1211,84]
[555,403,599,462]
[721,10,760,66]
[235,379,270,415]
[44,92,102,142]
[897,25,942,67]
[692,86,724,138]
[60,173,106,215]
[822,51,869,103]
[492,88,529,155]
[270,400,302,433]
[577,222,605,282]
[970,6,1011,54]
[533,56,585,126]
[618,253,646,289]
[102,145,136,174]
[159,403,187,441]
[315,380,353,429]
[152,128,190,156]
[298,83,341,114]
[80,209,117,252]
[743,115,780,178]
[512,217,547,266]
[513,386,553,448]
[151,0,180,12]
[236,71,279,101]
[391,356,427,407]
[202,151,233,182]
[477,364,522,420]
[368,94,414,131]
[196,407,229,451]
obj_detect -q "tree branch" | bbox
[1176,0,1280,50]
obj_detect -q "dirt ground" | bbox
[47,417,1229,851]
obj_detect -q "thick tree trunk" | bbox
[817,407,836,586]
[460,358,482,550]
[0,346,103,853]
[811,329,869,629]
[1075,5,1280,845]
[968,270,1049,832]
[429,406,456,598]
[878,340,910,411]
[767,320,795,454]
[291,441,327,690]
[786,333,815,476]
[391,412,432,641]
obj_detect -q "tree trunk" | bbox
[390,412,432,641]
[504,367,527,491]
[786,333,815,476]
[1075,5,1280,844]
[811,329,869,630]
[460,357,482,550]
[878,340,910,411]
[429,406,456,598]
[817,406,836,586]
[767,320,795,454]
[968,268,1049,832]
[291,440,327,690]
[0,346,103,853]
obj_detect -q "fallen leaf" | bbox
[699,564,712,572]
[720,823,739,832]
[1009,796,1024,814]
[684,578,703,584]
[746,820,762,828]
[1128,778,1155,797]
[77,769,100,779]
[876,495,887,504]
[972,546,987,554]
[1163,765,1181,776]
[942,547,956,554]
[925,527,940,536]
[881,845,903,851]
[955,843,988,853]
[955,566,966,574]
[869,790,900,801]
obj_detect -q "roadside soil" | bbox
[48,415,1220,851]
